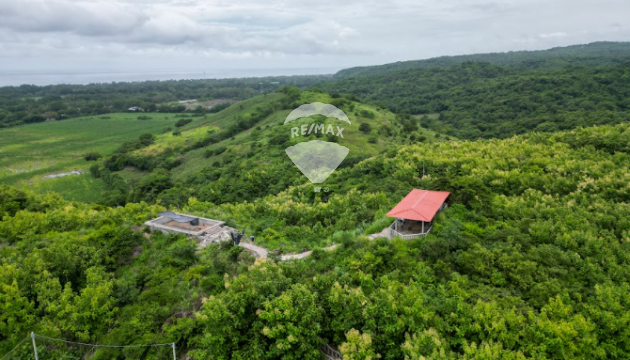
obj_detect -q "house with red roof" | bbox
[386,189,450,240]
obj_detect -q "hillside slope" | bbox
[317,61,630,139]
[335,41,630,78]
[3,121,630,358]
[95,88,441,208]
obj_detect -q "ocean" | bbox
[0,67,339,87]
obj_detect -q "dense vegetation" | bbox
[334,41,630,78]
[86,89,437,217]
[4,41,630,359]
[316,61,630,139]
[4,122,630,358]
[0,75,327,128]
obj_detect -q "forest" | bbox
[0,75,327,128]
[316,61,630,139]
[4,122,630,358]
[333,41,630,78]
[3,42,630,359]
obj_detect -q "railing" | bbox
[320,344,343,360]
[388,222,431,240]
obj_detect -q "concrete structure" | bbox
[145,211,224,238]
[146,212,340,262]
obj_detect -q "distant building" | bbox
[128,106,143,112]
[386,189,450,240]
[42,112,57,121]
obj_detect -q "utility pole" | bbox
[31,332,39,360]
[172,343,176,360]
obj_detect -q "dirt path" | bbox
[197,225,339,261]
[238,241,269,258]
[368,227,391,240]
[238,241,339,261]
[280,244,339,260]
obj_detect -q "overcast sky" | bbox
[0,0,629,78]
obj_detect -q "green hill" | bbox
[6,41,630,359]
[3,121,630,358]
[92,88,441,208]
[334,41,630,78]
[317,61,630,139]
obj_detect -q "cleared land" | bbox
[0,113,179,201]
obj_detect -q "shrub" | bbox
[139,133,155,146]
[84,152,103,161]
[208,102,232,113]
[175,118,193,128]
[359,109,375,119]
[359,123,372,134]
[269,134,289,146]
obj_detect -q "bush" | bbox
[359,123,372,134]
[139,133,155,146]
[208,102,232,113]
[175,118,193,128]
[84,152,103,161]
[161,238,198,268]
[24,115,46,123]
[359,109,375,119]
[269,133,289,146]
[137,115,151,120]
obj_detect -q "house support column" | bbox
[422,221,424,234]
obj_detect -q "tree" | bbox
[359,122,372,134]
[84,152,103,161]
[175,118,193,128]
[256,284,324,359]
[340,329,379,360]
[402,329,453,360]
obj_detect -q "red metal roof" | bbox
[386,189,450,222]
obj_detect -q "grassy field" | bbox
[167,92,443,182]
[0,94,443,203]
[0,113,179,201]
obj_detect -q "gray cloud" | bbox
[0,0,148,35]
[0,0,628,78]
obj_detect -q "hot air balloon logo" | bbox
[284,102,350,192]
